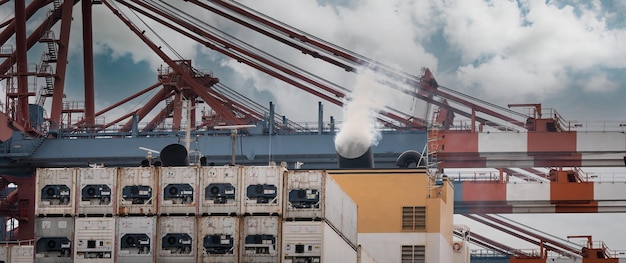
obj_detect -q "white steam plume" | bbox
[334,70,390,158]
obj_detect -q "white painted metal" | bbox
[284,170,358,247]
[282,221,357,263]
[10,245,34,263]
[577,132,626,153]
[478,133,527,153]
[241,216,281,263]
[157,216,197,263]
[594,183,626,201]
[35,217,75,261]
[0,246,9,263]
[159,167,198,215]
[73,217,115,262]
[284,170,324,219]
[117,216,156,263]
[117,167,157,215]
[241,166,285,215]
[35,168,76,216]
[76,167,117,215]
[506,182,550,202]
[197,216,239,263]
[357,245,378,263]
[325,174,358,247]
[199,166,241,215]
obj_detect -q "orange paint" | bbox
[550,182,594,202]
[438,131,479,153]
[527,132,577,152]
[462,182,506,201]
[555,201,598,213]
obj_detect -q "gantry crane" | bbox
[0,1,624,252]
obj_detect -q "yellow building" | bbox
[329,169,455,263]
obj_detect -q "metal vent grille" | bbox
[402,206,426,231]
[401,245,425,263]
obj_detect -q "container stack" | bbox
[197,165,242,263]
[282,170,358,263]
[237,165,285,263]
[31,165,359,262]
[34,168,76,263]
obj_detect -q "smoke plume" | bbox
[334,70,390,158]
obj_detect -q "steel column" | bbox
[50,0,75,130]
[14,0,29,128]
[82,0,95,128]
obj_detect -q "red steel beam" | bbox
[50,0,74,130]
[190,0,355,72]
[0,0,48,48]
[466,214,580,257]
[101,110,137,130]
[128,0,344,99]
[171,92,182,131]
[123,0,420,128]
[206,1,526,129]
[82,0,95,128]
[103,0,241,126]
[118,88,171,132]
[142,106,171,132]
[14,0,29,128]
[0,1,78,76]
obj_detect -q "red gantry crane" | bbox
[0,2,624,258]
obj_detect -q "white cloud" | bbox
[440,0,626,105]
[581,72,618,92]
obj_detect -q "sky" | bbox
[2,0,626,254]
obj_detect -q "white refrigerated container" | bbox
[117,216,156,263]
[35,217,74,261]
[73,217,115,262]
[240,216,281,263]
[241,166,285,215]
[284,170,358,247]
[197,216,239,263]
[0,246,8,263]
[10,245,34,263]
[157,216,197,263]
[117,167,157,215]
[76,167,117,216]
[282,221,357,263]
[199,166,240,215]
[159,167,198,215]
[35,168,76,216]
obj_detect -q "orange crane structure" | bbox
[0,1,624,261]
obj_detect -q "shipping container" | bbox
[197,216,239,263]
[73,217,115,262]
[241,216,281,263]
[117,167,157,215]
[35,217,74,262]
[284,170,358,247]
[157,216,196,263]
[159,167,198,215]
[241,166,285,215]
[0,246,9,263]
[117,216,156,263]
[199,166,241,215]
[11,245,34,263]
[76,167,117,216]
[282,221,357,263]
[35,168,76,216]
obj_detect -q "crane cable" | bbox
[227,0,532,121]
[151,0,417,124]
